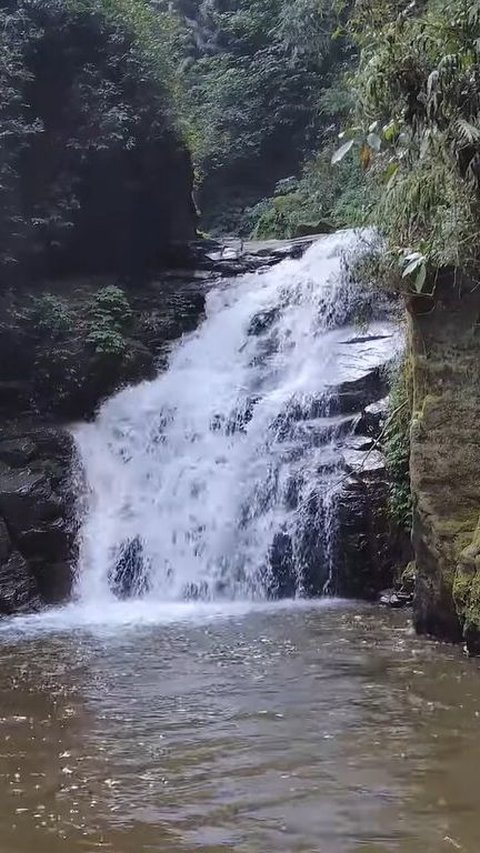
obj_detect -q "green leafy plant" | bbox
[334,0,480,285]
[28,294,74,339]
[86,285,132,355]
[383,358,412,533]
[245,150,368,238]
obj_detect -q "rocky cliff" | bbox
[408,272,480,652]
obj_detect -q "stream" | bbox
[0,602,479,852]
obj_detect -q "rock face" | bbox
[0,426,76,614]
[408,273,480,650]
[330,332,406,599]
[273,322,405,600]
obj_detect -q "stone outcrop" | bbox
[0,425,76,614]
[264,321,405,600]
[323,317,414,600]
[408,272,480,650]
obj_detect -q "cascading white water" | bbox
[74,230,384,605]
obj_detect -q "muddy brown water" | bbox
[0,600,479,853]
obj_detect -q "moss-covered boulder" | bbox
[408,270,480,648]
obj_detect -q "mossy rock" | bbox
[292,220,335,238]
[453,517,480,651]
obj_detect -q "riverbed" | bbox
[0,601,478,852]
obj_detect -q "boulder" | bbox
[334,460,394,600]
[0,470,62,535]
[0,425,77,614]
[0,551,41,615]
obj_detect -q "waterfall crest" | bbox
[74,230,392,604]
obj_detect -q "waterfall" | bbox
[74,230,389,605]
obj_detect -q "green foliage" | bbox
[340,0,480,281]
[384,358,412,533]
[28,295,74,339]
[245,150,369,238]
[86,286,132,355]
[17,283,135,411]
[0,0,183,281]
[173,0,351,220]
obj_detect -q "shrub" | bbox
[27,294,74,339]
[86,285,132,355]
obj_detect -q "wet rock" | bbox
[335,465,395,600]
[267,531,296,598]
[334,369,388,415]
[0,437,37,467]
[0,470,62,536]
[0,519,11,562]
[358,397,389,439]
[111,537,149,599]
[248,308,278,336]
[32,561,73,604]
[331,329,400,410]
[0,425,77,615]
[342,448,386,478]
[18,518,71,563]
[380,589,414,608]
[0,551,41,615]
[344,434,374,452]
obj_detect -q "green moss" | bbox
[384,357,412,533]
[453,516,480,631]
[453,570,473,614]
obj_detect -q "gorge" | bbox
[2,0,480,849]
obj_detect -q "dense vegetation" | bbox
[340,0,480,289]
[0,0,194,284]
[3,0,480,254]
[171,0,356,233]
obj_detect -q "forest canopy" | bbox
[2,0,480,277]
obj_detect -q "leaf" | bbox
[414,263,427,293]
[404,251,423,262]
[383,161,399,186]
[455,118,480,146]
[383,121,398,143]
[331,139,354,165]
[402,255,424,278]
[367,132,381,152]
